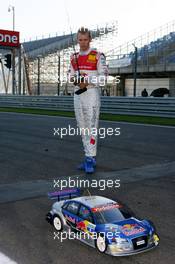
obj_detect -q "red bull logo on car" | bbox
[77,220,96,235]
[121,224,145,236]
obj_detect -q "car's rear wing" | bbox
[48,188,80,201]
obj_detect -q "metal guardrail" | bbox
[0,95,175,118]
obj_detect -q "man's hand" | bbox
[70,76,75,83]
[78,82,88,89]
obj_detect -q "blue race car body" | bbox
[46,188,159,256]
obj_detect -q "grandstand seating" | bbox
[22,28,110,59]
[122,31,175,66]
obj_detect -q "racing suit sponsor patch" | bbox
[87,54,96,62]
[90,137,96,145]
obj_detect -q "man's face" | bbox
[77,33,91,51]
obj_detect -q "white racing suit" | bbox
[69,48,108,157]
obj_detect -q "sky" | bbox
[0,0,175,44]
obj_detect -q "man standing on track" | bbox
[69,27,108,173]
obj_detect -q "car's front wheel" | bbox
[95,234,107,253]
[53,215,63,231]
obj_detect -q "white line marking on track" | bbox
[0,252,18,264]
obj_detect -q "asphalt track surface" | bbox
[0,112,175,264]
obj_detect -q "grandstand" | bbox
[0,21,118,95]
[21,22,118,95]
[0,20,175,97]
[22,27,112,59]
[107,20,175,97]
[108,30,175,67]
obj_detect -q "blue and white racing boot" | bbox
[84,156,95,174]
[77,157,96,171]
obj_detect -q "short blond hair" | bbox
[77,27,91,39]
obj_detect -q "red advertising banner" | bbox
[0,29,20,48]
